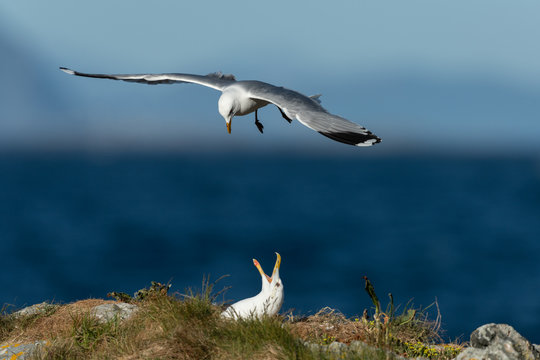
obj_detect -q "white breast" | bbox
[222,85,269,116]
[221,282,284,320]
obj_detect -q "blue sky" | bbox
[1,0,540,154]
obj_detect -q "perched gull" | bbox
[59,67,381,146]
[222,252,283,319]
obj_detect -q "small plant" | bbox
[360,276,461,359]
[134,281,172,300]
[106,291,133,303]
[320,334,337,345]
[402,341,462,359]
[363,276,382,319]
[71,313,120,351]
[107,280,172,302]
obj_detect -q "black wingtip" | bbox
[318,131,381,147]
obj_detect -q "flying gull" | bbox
[221,252,283,319]
[59,67,381,146]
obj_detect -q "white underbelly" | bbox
[236,97,269,116]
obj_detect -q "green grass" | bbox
[0,279,463,360]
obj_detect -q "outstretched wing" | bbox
[244,81,381,146]
[59,67,236,91]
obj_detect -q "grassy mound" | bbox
[0,279,462,359]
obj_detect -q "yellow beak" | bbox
[272,252,281,277]
[226,121,231,134]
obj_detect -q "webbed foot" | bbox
[255,120,264,133]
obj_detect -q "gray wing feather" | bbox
[245,82,381,146]
[59,67,235,91]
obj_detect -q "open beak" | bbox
[253,253,281,284]
[226,120,231,134]
[253,259,272,283]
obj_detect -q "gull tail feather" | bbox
[309,94,322,104]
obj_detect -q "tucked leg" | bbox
[255,109,264,134]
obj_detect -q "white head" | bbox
[218,92,239,134]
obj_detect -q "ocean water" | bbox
[1,153,539,342]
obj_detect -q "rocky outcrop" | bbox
[303,323,540,360]
[12,302,58,318]
[0,341,48,360]
[2,303,539,360]
[92,303,138,323]
[1,302,139,360]
[457,323,540,360]
[303,340,410,359]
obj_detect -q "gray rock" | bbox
[351,340,414,359]
[301,340,347,357]
[91,302,138,323]
[302,341,323,353]
[457,323,540,360]
[327,341,347,354]
[13,302,57,318]
[0,341,48,360]
[349,340,369,352]
[301,339,410,359]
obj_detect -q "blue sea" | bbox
[1,153,539,342]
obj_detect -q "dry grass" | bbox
[291,308,368,344]
[15,299,117,343]
[289,307,462,359]
[0,280,463,360]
